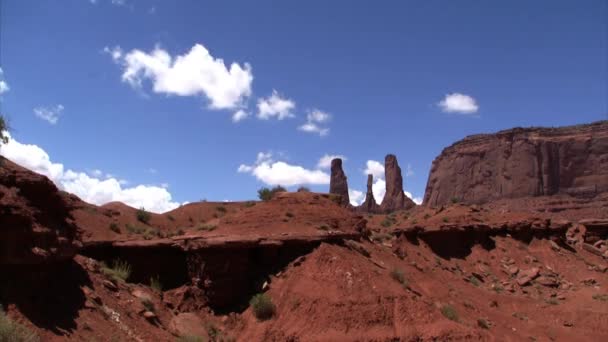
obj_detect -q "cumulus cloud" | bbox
[317,154,346,169]
[363,160,385,179]
[0,67,9,95]
[238,152,329,187]
[232,109,249,123]
[405,191,423,205]
[108,43,253,110]
[437,93,479,114]
[349,189,364,206]
[298,109,330,136]
[0,133,179,213]
[256,90,295,120]
[34,104,64,125]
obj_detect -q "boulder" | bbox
[516,267,540,286]
[329,158,350,206]
[169,313,208,339]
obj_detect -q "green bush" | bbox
[109,223,121,233]
[390,268,409,289]
[257,186,286,201]
[244,201,256,208]
[249,293,276,320]
[296,186,310,192]
[440,304,459,322]
[450,197,460,204]
[150,276,163,292]
[477,318,490,329]
[136,207,151,224]
[593,294,608,301]
[0,307,39,342]
[442,217,449,223]
[216,206,227,213]
[101,259,132,283]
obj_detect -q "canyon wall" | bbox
[423,121,608,207]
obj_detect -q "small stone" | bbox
[563,321,574,327]
[550,241,561,252]
[103,280,118,291]
[143,311,157,321]
[516,267,540,286]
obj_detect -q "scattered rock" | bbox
[516,268,540,286]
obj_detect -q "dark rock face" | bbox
[0,157,80,265]
[423,121,608,207]
[329,158,350,206]
[380,154,416,212]
[358,174,379,213]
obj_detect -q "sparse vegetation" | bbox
[442,217,449,223]
[216,206,227,213]
[167,215,175,221]
[0,307,39,342]
[101,259,132,283]
[328,194,343,205]
[317,224,329,231]
[285,212,294,218]
[297,186,310,192]
[141,298,155,312]
[477,318,490,329]
[109,222,121,233]
[244,201,256,208]
[197,223,217,232]
[468,276,480,287]
[250,293,276,321]
[390,268,409,289]
[592,294,608,301]
[450,197,460,204]
[150,276,163,292]
[258,185,287,201]
[545,298,559,306]
[136,207,151,224]
[423,213,431,219]
[440,304,459,322]
[176,335,205,342]
[371,232,392,243]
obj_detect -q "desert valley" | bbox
[1,120,607,341]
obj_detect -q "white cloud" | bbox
[238,152,329,187]
[405,163,414,177]
[0,133,179,213]
[349,189,364,206]
[111,0,126,6]
[405,191,423,205]
[437,93,479,114]
[256,90,295,120]
[109,43,253,110]
[232,109,249,123]
[34,104,64,125]
[298,109,331,136]
[317,154,346,169]
[0,67,9,95]
[363,160,384,179]
[372,178,386,205]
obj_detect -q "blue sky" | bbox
[0,0,606,212]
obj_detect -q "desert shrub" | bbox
[592,294,608,301]
[216,206,227,213]
[442,217,449,223]
[150,276,163,292]
[440,304,459,322]
[109,223,121,233]
[380,218,393,227]
[285,212,294,218]
[371,232,392,243]
[141,298,155,312]
[167,215,175,221]
[450,197,460,204]
[328,194,343,205]
[249,293,276,320]
[411,219,418,224]
[0,308,39,342]
[477,318,490,329]
[468,276,480,287]
[176,335,205,342]
[317,224,329,231]
[136,207,151,224]
[390,268,409,289]
[197,223,217,232]
[544,298,559,306]
[258,185,287,201]
[423,213,431,219]
[244,201,256,208]
[296,186,310,192]
[101,259,132,283]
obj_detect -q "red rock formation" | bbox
[358,174,379,213]
[0,157,80,264]
[329,158,350,206]
[423,121,608,207]
[380,154,416,212]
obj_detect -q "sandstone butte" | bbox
[1,120,607,341]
